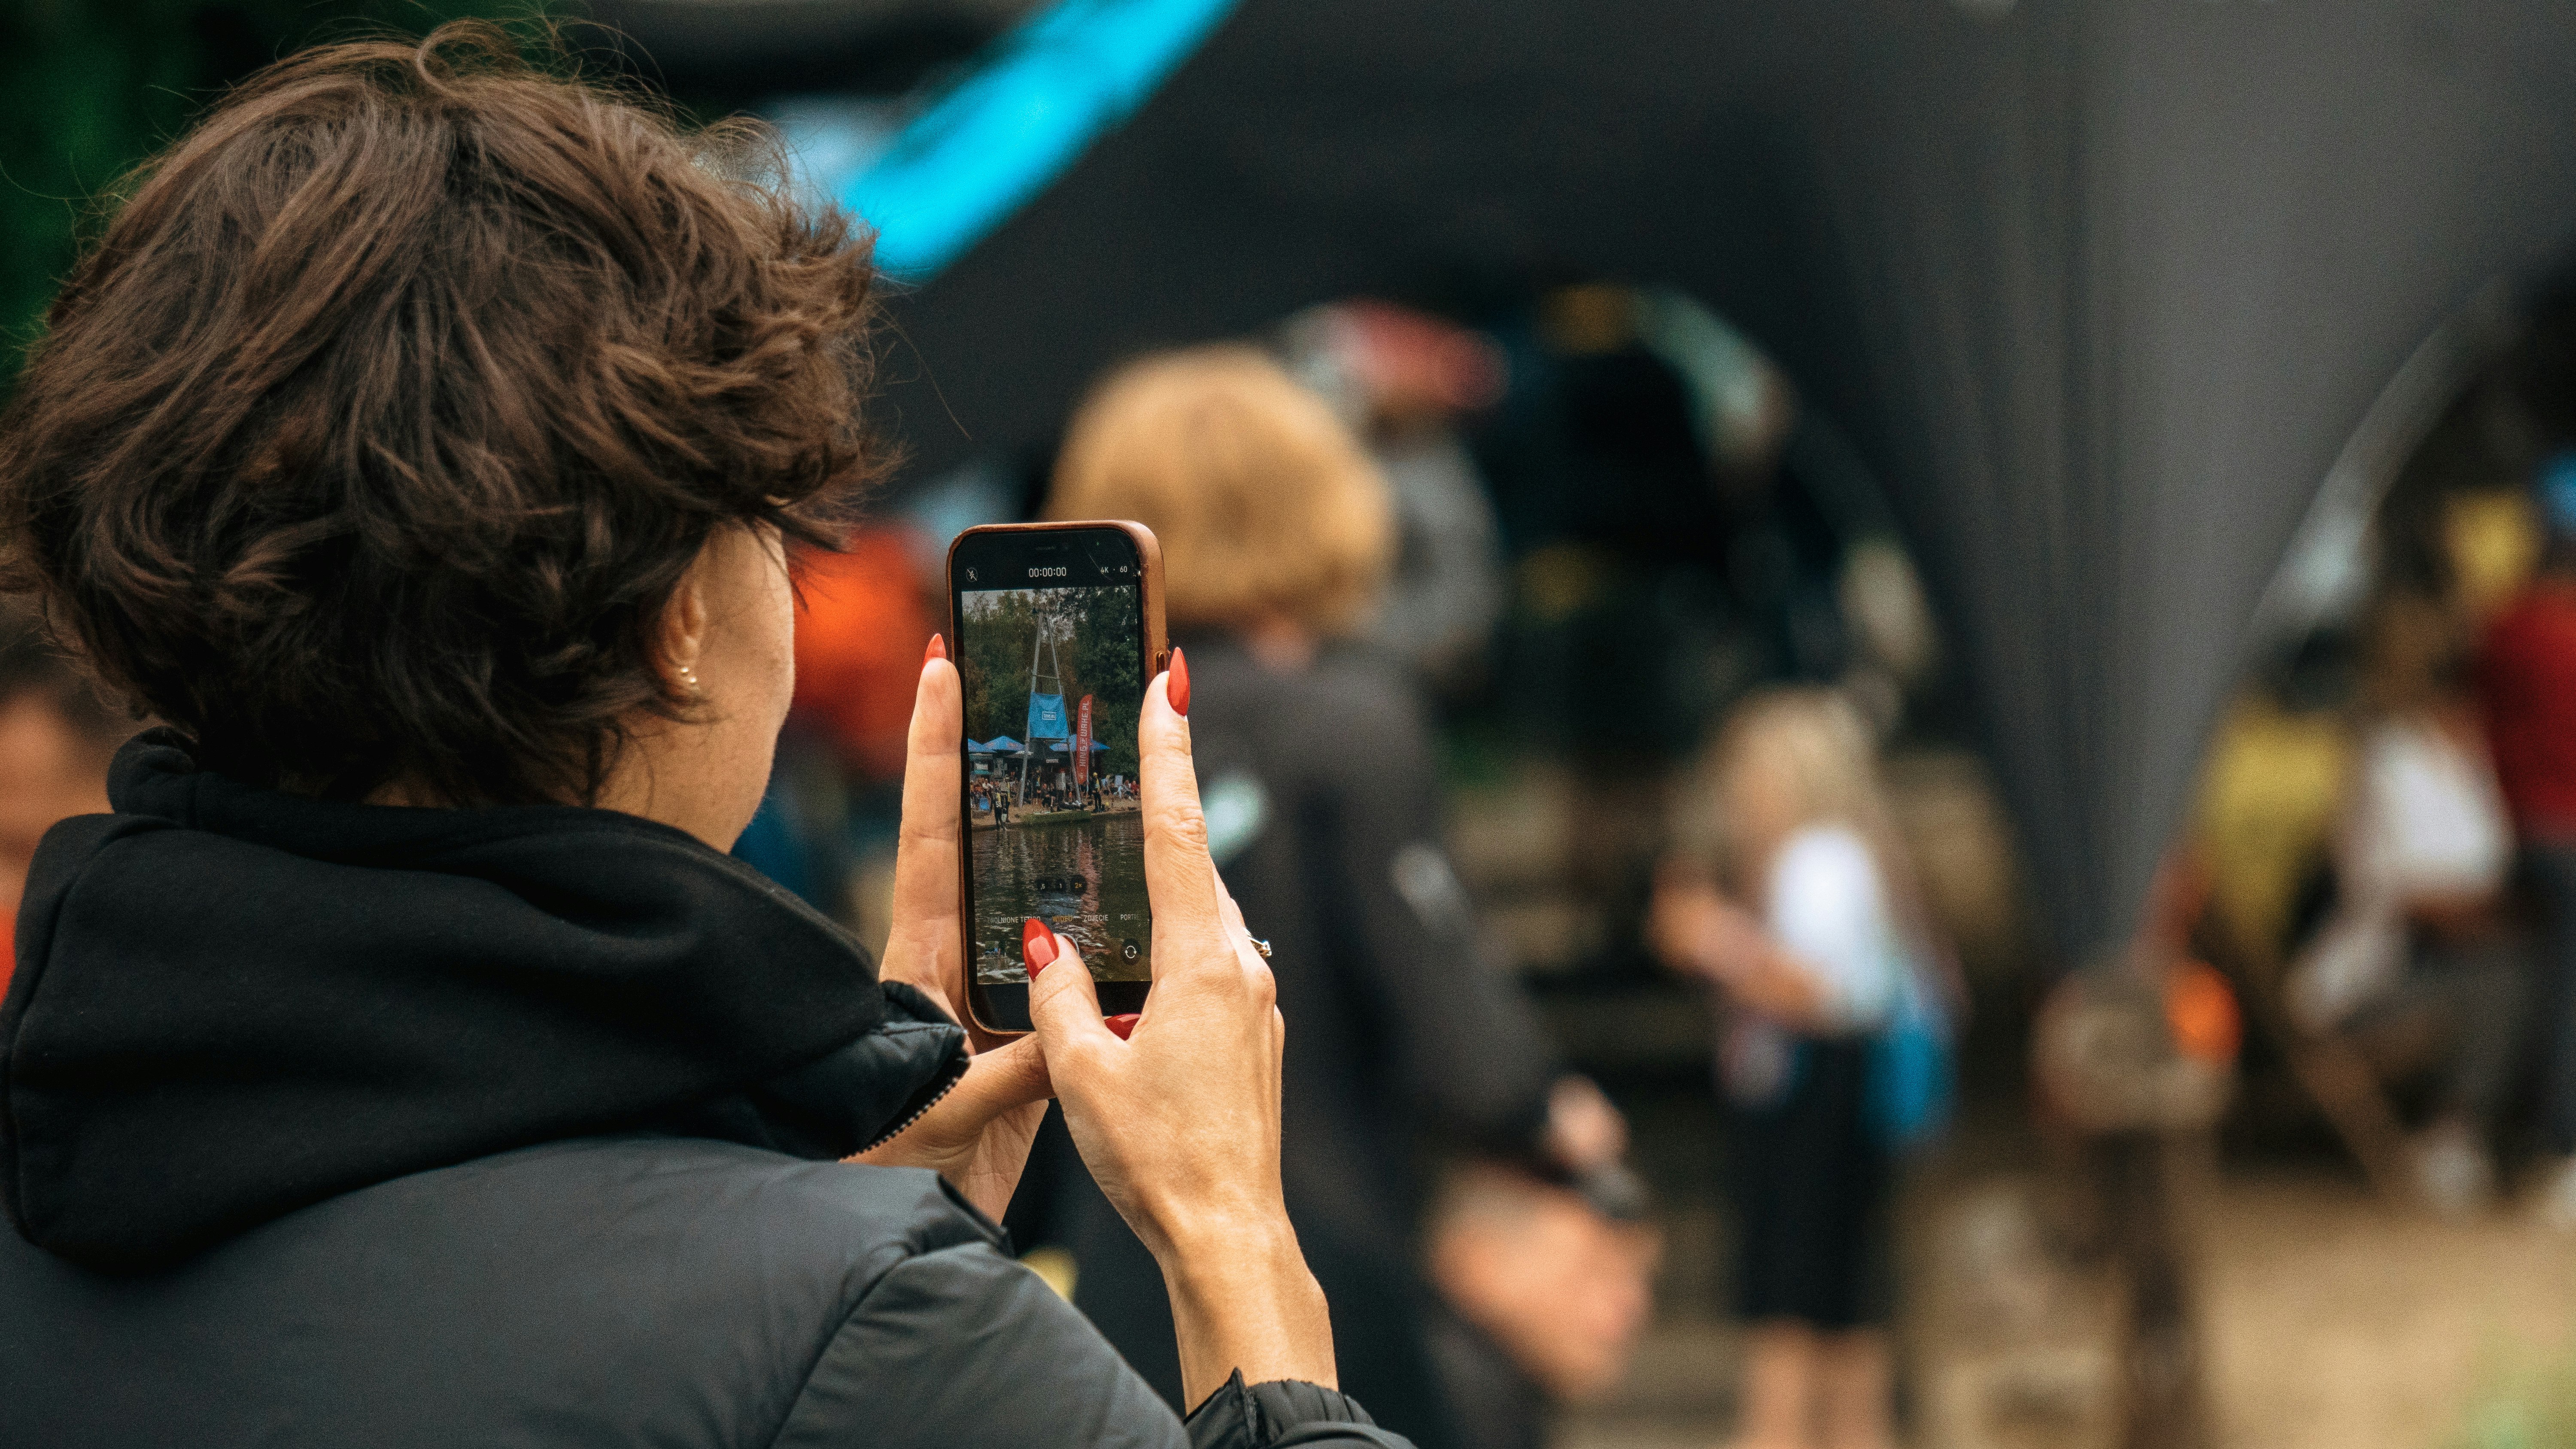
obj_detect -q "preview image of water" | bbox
[972,811,1151,984]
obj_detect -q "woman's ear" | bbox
[657,549,714,697]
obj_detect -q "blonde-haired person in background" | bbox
[1056,345,1392,657]
[1651,688,1947,1449]
[1046,345,1637,1449]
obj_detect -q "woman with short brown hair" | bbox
[0,26,1405,1449]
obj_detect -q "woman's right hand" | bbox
[1027,660,1336,1409]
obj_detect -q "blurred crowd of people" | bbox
[66,259,2576,1447]
[2305,455,2576,1218]
[2198,353,2576,1226]
[719,274,2576,1448]
[696,288,1968,1449]
[56,254,2576,1447]
[11,18,2572,1448]
[0,255,1996,1449]
[0,255,1969,1439]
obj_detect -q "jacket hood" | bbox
[0,730,964,1272]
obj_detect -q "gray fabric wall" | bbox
[876,0,2576,959]
[1809,0,2576,954]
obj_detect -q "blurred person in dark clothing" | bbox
[2479,452,2576,1225]
[1651,689,1949,1449]
[1045,346,1634,1449]
[0,608,129,993]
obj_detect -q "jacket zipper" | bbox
[854,1052,970,1154]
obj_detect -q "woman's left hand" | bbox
[852,640,1052,1219]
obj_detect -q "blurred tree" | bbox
[0,2,550,394]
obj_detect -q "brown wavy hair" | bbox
[0,21,884,806]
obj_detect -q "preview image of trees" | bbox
[957,585,1143,779]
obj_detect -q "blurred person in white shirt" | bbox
[1651,688,1950,1449]
[2290,592,2524,1214]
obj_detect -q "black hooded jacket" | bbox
[0,732,1408,1449]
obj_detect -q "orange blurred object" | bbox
[0,690,118,997]
[2164,958,2243,1066]
[791,529,937,781]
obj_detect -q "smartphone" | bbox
[948,521,1168,1034]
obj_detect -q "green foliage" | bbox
[958,586,1143,779]
[0,1,556,394]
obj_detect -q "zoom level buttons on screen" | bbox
[1121,939,1141,963]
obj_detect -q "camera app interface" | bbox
[959,575,1148,984]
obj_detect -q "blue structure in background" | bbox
[746,0,1236,900]
[1025,692,1072,742]
[830,0,1239,280]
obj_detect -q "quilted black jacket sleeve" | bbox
[778,1226,1412,1449]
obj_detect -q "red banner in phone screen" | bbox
[1075,695,1093,788]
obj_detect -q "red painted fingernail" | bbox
[925,633,946,663]
[1021,918,1056,976]
[1106,1012,1140,1040]
[1168,647,1191,717]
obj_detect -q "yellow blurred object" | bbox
[2193,695,2351,963]
[1516,542,1611,622]
[1020,1246,1077,1301]
[1538,284,1637,356]
[2443,488,2542,621]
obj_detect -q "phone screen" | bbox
[952,525,1155,1030]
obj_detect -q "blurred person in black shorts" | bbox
[1653,689,1950,1449]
